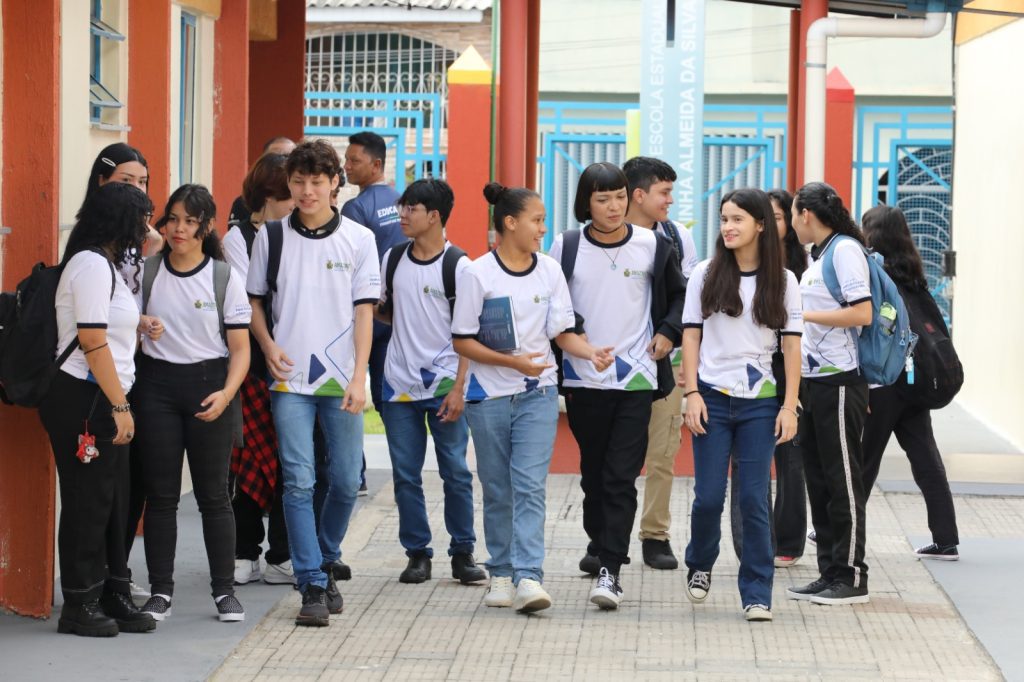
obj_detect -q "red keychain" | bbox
[76,421,100,464]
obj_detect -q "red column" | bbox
[786,9,801,193]
[248,0,306,166]
[446,47,492,258]
[128,0,172,211]
[213,0,250,229]
[524,0,540,190]
[0,0,60,618]
[825,67,855,208]
[497,0,528,187]
[795,0,828,189]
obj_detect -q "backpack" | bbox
[821,235,917,386]
[656,220,685,266]
[899,286,963,409]
[381,241,465,316]
[141,255,231,343]
[262,220,285,336]
[237,219,259,259]
[0,251,115,407]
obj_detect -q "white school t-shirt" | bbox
[451,251,574,400]
[222,225,250,280]
[549,225,657,392]
[55,250,140,393]
[246,211,381,396]
[682,259,803,398]
[381,243,469,402]
[800,236,871,378]
[137,255,252,364]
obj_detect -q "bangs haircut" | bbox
[573,162,629,223]
[398,179,455,225]
[242,153,290,213]
[623,156,677,196]
[286,139,342,179]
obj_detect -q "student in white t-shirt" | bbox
[224,152,296,588]
[785,182,873,607]
[374,179,487,587]
[452,183,612,615]
[548,162,686,611]
[37,182,155,637]
[680,188,802,622]
[621,155,698,572]
[247,140,380,628]
[132,185,251,624]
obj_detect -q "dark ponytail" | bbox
[483,182,539,234]
[794,182,864,245]
[156,184,225,260]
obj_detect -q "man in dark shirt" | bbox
[342,132,409,493]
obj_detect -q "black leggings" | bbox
[134,356,236,599]
[38,371,131,604]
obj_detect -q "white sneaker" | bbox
[589,567,623,610]
[744,604,773,622]
[263,560,296,585]
[483,576,514,608]
[513,579,552,613]
[130,581,150,599]
[234,559,261,585]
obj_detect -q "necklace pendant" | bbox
[610,263,617,271]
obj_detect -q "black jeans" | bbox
[134,356,236,599]
[566,388,653,574]
[862,385,959,546]
[800,378,870,589]
[233,477,289,565]
[38,371,131,604]
[731,437,807,559]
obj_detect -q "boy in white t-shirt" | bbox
[247,140,380,627]
[622,156,698,571]
[375,179,486,586]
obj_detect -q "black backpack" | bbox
[899,286,963,410]
[381,241,466,316]
[657,220,686,266]
[0,252,115,407]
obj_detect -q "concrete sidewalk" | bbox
[209,473,1012,681]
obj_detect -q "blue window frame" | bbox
[179,12,198,183]
[89,0,125,124]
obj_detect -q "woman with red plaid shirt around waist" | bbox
[223,152,296,586]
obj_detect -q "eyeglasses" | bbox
[397,204,426,216]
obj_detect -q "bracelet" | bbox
[83,343,108,355]
[111,402,131,414]
[779,406,799,418]
[683,389,699,397]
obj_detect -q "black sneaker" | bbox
[99,592,156,633]
[578,553,600,577]
[809,581,869,605]
[685,569,711,603]
[451,553,487,584]
[326,559,352,581]
[216,594,245,622]
[296,585,330,627]
[642,539,679,570]
[399,555,431,584]
[140,595,172,621]
[57,600,119,637]
[914,543,959,561]
[321,568,344,614]
[357,482,368,497]
[786,576,832,602]
[589,567,623,610]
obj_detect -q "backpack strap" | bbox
[265,220,284,293]
[441,245,467,316]
[383,242,412,311]
[238,220,259,259]
[658,221,685,266]
[141,255,162,315]
[820,235,863,307]
[560,228,582,282]
[213,259,230,344]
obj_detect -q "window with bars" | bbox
[90,0,125,125]
[305,32,458,95]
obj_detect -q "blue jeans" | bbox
[270,392,363,590]
[380,397,475,558]
[685,383,777,607]
[465,387,558,585]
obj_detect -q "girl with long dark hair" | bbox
[786,182,873,606]
[860,205,959,560]
[133,185,252,622]
[681,188,802,621]
[39,182,156,636]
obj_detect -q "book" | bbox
[478,296,520,353]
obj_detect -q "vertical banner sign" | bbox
[640,0,706,255]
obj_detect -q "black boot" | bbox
[399,555,431,584]
[451,553,487,585]
[100,592,157,633]
[58,600,119,637]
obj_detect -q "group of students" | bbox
[37,129,959,637]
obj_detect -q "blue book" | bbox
[478,296,519,353]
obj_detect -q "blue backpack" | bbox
[821,235,917,386]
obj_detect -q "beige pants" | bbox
[638,384,684,541]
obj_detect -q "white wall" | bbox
[538,0,953,97]
[951,18,1024,449]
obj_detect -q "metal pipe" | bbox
[803,10,946,183]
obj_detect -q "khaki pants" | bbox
[638,384,684,541]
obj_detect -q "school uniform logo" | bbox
[193,299,217,312]
[326,259,353,272]
[532,294,551,304]
[422,285,446,300]
[621,267,650,281]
